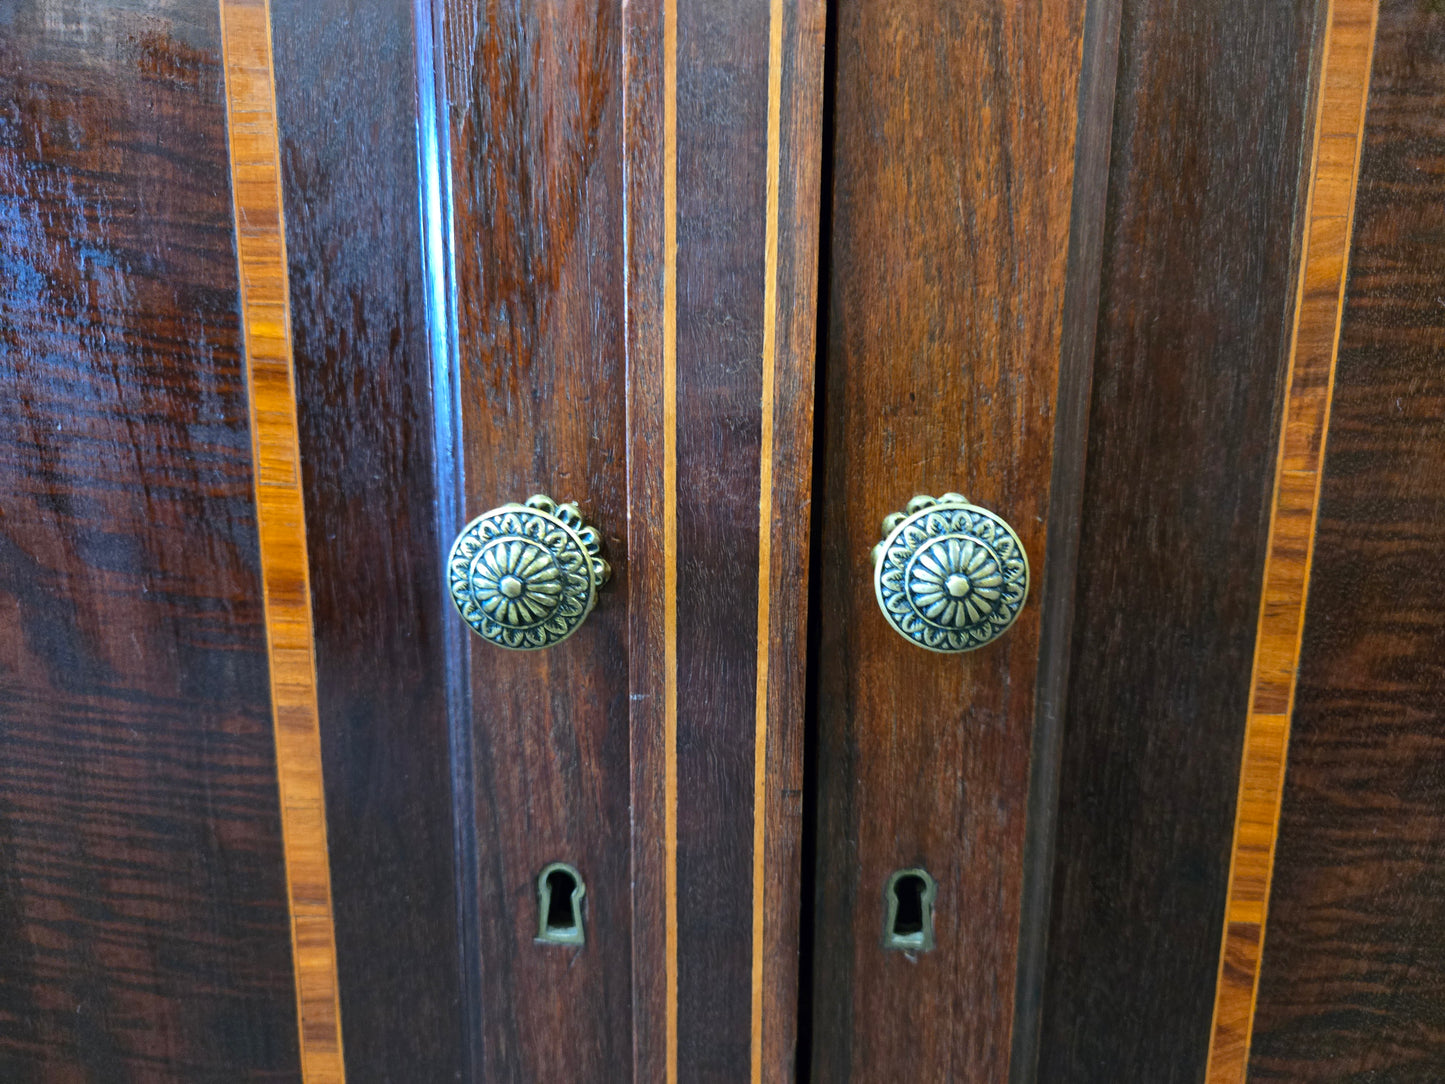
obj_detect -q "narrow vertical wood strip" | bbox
[218,2,346,1080]
[750,1,786,1078]
[1011,0,1122,1076]
[663,0,680,1080]
[1204,2,1378,1078]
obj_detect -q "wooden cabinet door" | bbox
[811,0,1445,1082]
[3,0,824,1080]
[271,0,826,1079]
[0,4,814,1079]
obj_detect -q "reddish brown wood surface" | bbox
[1035,1,1323,1080]
[270,2,823,1080]
[1249,2,1445,1077]
[626,2,823,1079]
[810,2,1086,1079]
[438,4,634,1079]
[0,3,300,1079]
[670,3,820,1078]
[755,4,825,1078]
[268,0,469,1079]
[1204,2,1378,1078]
[669,1,773,1066]
[623,2,670,1076]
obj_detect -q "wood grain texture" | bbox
[218,1,345,1079]
[435,3,635,1079]
[670,1,771,1069]
[754,2,825,1080]
[623,0,670,1076]
[268,0,470,1079]
[810,1,1086,1079]
[626,1,823,1080]
[1034,1,1323,1080]
[1010,0,1123,1075]
[0,2,301,1078]
[671,2,817,1079]
[275,4,819,1078]
[1248,2,1445,1077]
[1204,2,1378,1079]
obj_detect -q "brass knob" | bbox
[447,494,611,650]
[872,493,1029,653]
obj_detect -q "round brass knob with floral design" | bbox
[447,494,610,650]
[871,493,1029,653]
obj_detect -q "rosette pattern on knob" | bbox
[872,492,1029,653]
[447,494,611,650]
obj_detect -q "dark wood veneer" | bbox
[626,1,823,1078]
[1251,3,1445,1078]
[269,0,467,1079]
[436,3,634,1080]
[1036,0,1323,1080]
[671,3,770,1076]
[0,4,300,1079]
[274,1,822,1079]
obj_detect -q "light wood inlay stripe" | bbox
[219,2,346,1080]
[663,0,679,1079]
[751,1,786,1079]
[1204,1,1377,1079]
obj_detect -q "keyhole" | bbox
[537,862,586,946]
[884,868,937,952]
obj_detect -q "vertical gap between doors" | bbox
[796,0,841,1077]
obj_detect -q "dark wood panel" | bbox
[625,0,823,1078]
[758,3,826,1078]
[274,1,821,1079]
[1035,0,1322,1080]
[811,1,1087,1079]
[621,0,669,1075]
[268,0,467,1079]
[672,2,769,1076]
[1011,0,1123,1075]
[1250,3,1445,1078]
[0,3,301,1080]
[441,3,634,1080]
[1202,2,1377,1075]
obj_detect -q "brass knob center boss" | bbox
[872,493,1029,653]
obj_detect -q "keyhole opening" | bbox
[884,868,937,952]
[537,862,586,946]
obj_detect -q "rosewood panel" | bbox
[811,1,1086,1079]
[626,1,824,1079]
[0,3,300,1079]
[269,0,467,1079]
[1250,3,1445,1078]
[670,2,770,1068]
[1035,0,1322,1080]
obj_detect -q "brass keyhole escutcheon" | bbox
[871,493,1029,653]
[447,494,610,650]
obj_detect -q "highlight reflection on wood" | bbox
[1205,2,1379,1078]
[219,0,346,1079]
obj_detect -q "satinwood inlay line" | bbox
[219,0,347,1080]
[751,0,785,1080]
[1204,1,1379,1079]
[663,0,679,1079]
